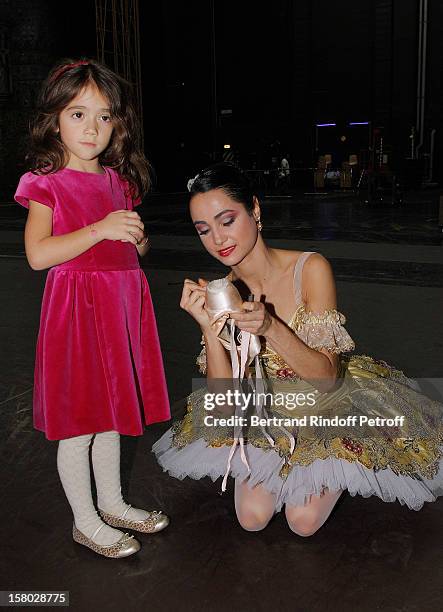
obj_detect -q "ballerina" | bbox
[153,162,443,536]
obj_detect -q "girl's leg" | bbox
[285,488,343,537]
[92,430,151,521]
[57,434,127,545]
[234,479,277,532]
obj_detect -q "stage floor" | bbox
[1,195,443,611]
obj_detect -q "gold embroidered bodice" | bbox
[260,303,355,379]
[197,303,355,377]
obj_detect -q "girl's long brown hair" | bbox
[27,57,151,200]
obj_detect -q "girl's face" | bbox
[58,82,114,171]
[190,189,260,266]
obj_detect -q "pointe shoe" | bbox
[99,504,170,534]
[72,523,141,558]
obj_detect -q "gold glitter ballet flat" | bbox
[72,523,141,558]
[99,504,170,534]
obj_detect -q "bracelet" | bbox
[137,234,150,247]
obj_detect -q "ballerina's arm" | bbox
[232,254,340,392]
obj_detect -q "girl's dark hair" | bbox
[189,163,256,213]
[27,57,151,199]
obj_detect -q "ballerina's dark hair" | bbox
[27,57,151,200]
[188,163,257,213]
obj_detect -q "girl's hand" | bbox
[96,210,144,244]
[180,278,211,330]
[230,301,273,336]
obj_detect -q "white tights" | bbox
[57,430,149,545]
[235,480,342,536]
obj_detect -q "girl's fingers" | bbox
[126,221,145,232]
[127,225,143,234]
[127,225,145,235]
[129,231,144,243]
[113,210,141,219]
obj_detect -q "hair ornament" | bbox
[187,173,199,192]
[50,60,90,83]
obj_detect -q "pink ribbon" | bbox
[205,278,295,493]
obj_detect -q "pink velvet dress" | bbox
[15,166,170,440]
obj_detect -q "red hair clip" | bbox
[50,60,90,83]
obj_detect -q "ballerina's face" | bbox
[190,188,260,266]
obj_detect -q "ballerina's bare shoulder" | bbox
[229,249,335,326]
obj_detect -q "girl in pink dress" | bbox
[14,58,170,558]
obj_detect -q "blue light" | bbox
[349,122,370,126]
[316,123,336,127]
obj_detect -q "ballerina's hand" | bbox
[180,278,211,330]
[230,301,273,336]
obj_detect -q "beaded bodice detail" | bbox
[260,303,354,379]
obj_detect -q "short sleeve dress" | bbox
[153,252,443,511]
[15,166,170,440]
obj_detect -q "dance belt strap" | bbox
[205,278,296,492]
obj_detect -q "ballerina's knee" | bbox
[285,507,324,537]
[285,488,343,536]
[236,509,273,532]
[286,516,323,537]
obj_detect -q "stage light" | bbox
[349,122,370,126]
[223,144,231,149]
[316,123,336,127]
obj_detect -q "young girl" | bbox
[14,58,170,558]
[153,163,443,535]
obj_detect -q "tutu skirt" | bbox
[153,354,443,511]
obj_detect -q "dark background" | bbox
[1,0,442,194]
[1,5,443,606]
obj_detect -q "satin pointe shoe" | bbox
[99,504,170,534]
[72,523,141,558]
